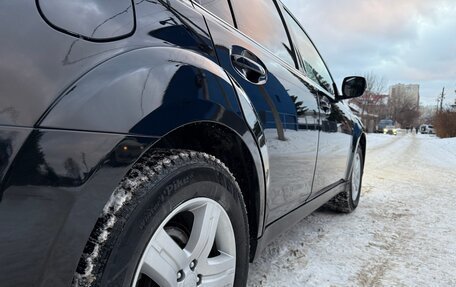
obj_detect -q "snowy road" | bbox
[247,133,456,287]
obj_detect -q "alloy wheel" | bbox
[132,198,236,287]
[351,152,362,202]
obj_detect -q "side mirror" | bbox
[337,76,366,100]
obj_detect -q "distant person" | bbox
[415,127,419,134]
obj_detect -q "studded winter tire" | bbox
[73,150,250,287]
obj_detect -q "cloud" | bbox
[282,0,456,105]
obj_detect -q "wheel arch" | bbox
[151,121,265,260]
[345,122,367,181]
[358,132,367,166]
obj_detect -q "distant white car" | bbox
[420,124,435,134]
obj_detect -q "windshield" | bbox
[380,120,393,125]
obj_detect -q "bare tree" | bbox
[434,109,456,138]
[349,72,388,131]
[389,93,420,127]
[361,72,388,116]
[365,72,387,96]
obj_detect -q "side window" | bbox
[230,0,296,67]
[282,9,334,94]
[194,0,234,26]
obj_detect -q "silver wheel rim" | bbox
[132,198,236,287]
[351,152,362,202]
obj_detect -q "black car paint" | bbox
[0,0,365,286]
[37,0,136,41]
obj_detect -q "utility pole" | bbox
[438,87,445,112]
[451,89,456,110]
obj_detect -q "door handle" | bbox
[231,51,267,85]
[232,54,267,77]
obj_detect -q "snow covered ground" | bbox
[247,133,456,286]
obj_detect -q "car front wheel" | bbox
[325,146,364,213]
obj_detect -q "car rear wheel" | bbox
[73,150,249,287]
[133,197,237,287]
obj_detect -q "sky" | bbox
[282,0,456,106]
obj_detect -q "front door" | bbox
[281,7,353,194]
